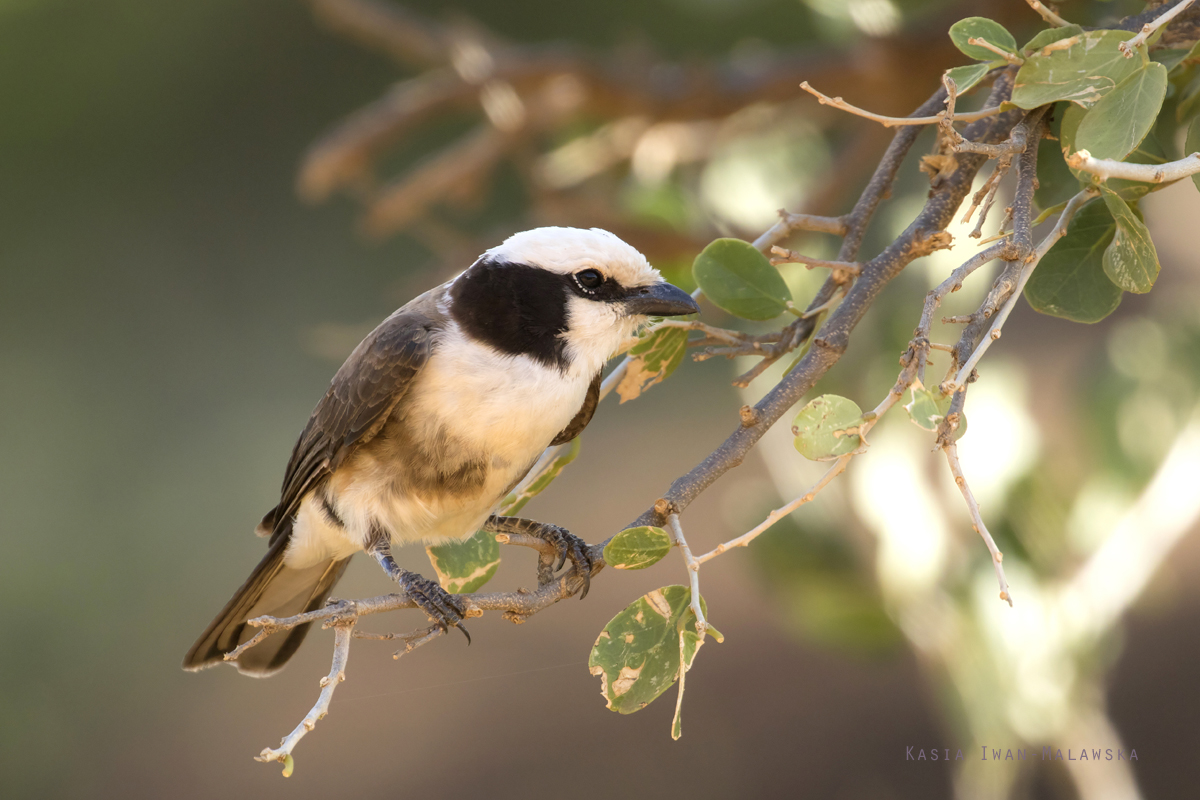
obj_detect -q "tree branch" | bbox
[1067,150,1200,183]
[626,73,1024,532]
[1120,0,1197,56]
[800,81,1004,128]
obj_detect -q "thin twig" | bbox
[967,38,1023,65]
[696,459,848,564]
[752,208,848,250]
[255,618,356,772]
[696,354,920,564]
[626,75,1024,531]
[769,246,861,275]
[942,443,1012,606]
[667,513,706,638]
[1120,0,1197,56]
[948,188,1096,390]
[800,81,1004,128]
[1023,0,1071,27]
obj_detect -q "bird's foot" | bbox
[396,571,471,644]
[534,525,594,599]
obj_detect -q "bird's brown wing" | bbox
[264,289,442,544]
[549,370,602,446]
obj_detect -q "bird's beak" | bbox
[622,282,700,317]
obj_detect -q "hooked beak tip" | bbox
[623,282,699,317]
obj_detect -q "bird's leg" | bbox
[366,531,470,643]
[483,516,593,598]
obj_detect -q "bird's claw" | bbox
[397,572,471,644]
[539,526,594,600]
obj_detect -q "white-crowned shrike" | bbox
[183,227,699,675]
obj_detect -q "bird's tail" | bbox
[182,532,351,677]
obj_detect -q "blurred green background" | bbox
[3,1,1200,798]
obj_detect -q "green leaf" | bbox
[500,436,582,516]
[949,17,1017,62]
[945,62,998,95]
[1059,101,1087,154]
[1101,187,1160,294]
[281,754,295,778]
[1012,30,1143,109]
[1151,47,1192,72]
[1022,24,1084,55]
[1187,117,1200,193]
[1061,103,1164,200]
[603,526,672,570]
[426,528,501,593]
[1177,70,1200,123]
[692,238,792,320]
[1075,63,1168,161]
[792,395,864,460]
[1025,199,1122,323]
[588,586,713,715]
[616,326,688,403]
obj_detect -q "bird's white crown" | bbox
[487,227,662,289]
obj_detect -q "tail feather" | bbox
[183,534,351,677]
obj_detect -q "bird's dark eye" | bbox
[575,269,604,290]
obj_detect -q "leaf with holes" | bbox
[692,238,792,320]
[903,382,964,436]
[588,586,721,716]
[603,526,672,570]
[616,326,689,403]
[949,17,1017,62]
[1012,30,1143,109]
[426,528,500,594]
[1025,199,1122,323]
[500,436,581,516]
[1076,63,1167,162]
[792,395,864,460]
[1101,187,1160,294]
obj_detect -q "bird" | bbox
[183,226,699,676]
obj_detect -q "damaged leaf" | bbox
[1101,187,1160,294]
[1012,30,1143,110]
[903,382,967,439]
[427,528,501,593]
[1022,24,1084,56]
[792,395,864,460]
[617,326,689,403]
[501,436,582,516]
[588,586,717,715]
[603,526,672,570]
